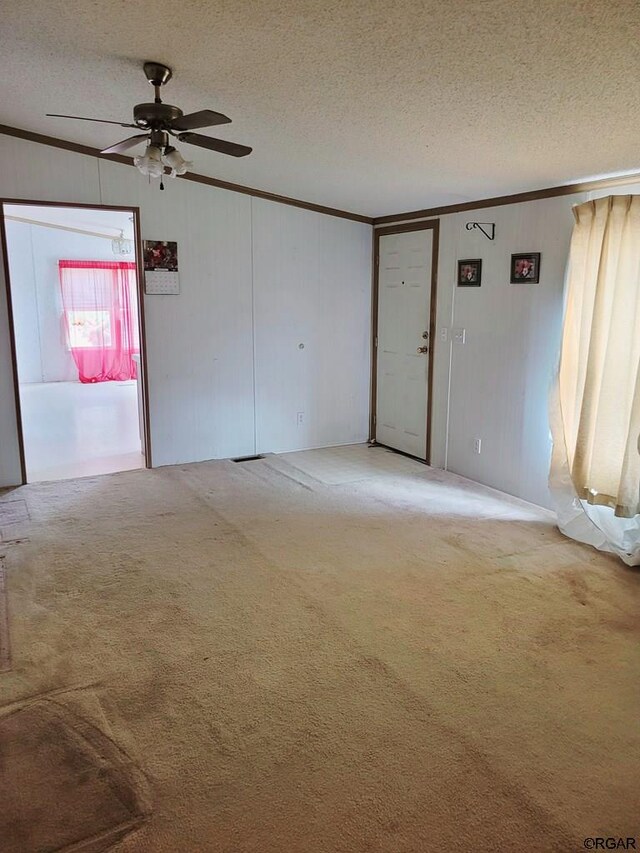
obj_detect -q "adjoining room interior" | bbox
[2,203,146,483]
[0,2,638,851]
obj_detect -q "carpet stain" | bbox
[0,698,151,852]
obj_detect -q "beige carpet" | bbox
[0,445,638,852]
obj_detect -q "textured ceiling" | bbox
[1,0,639,217]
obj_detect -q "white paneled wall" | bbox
[425,201,579,507]
[0,137,101,204]
[252,199,371,453]
[3,221,42,384]
[437,198,578,507]
[0,135,372,484]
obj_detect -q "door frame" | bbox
[370,219,440,464]
[0,198,153,484]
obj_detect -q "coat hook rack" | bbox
[465,222,495,241]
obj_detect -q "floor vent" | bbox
[231,455,265,463]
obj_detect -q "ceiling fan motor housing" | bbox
[133,102,183,130]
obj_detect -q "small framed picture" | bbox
[457,259,482,287]
[510,253,540,284]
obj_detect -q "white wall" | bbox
[252,199,371,453]
[0,134,372,485]
[4,220,41,384]
[422,183,640,508]
[5,219,133,384]
[434,198,576,508]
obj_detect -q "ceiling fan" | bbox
[47,62,252,189]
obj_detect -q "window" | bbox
[66,310,113,349]
[58,260,139,383]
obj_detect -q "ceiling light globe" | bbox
[147,160,165,178]
[163,146,190,176]
[133,153,150,174]
[134,144,164,178]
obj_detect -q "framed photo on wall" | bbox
[457,259,482,287]
[510,252,540,284]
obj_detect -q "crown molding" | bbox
[373,172,640,226]
[4,122,638,228]
[0,124,373,225]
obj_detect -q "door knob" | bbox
[417,345,428,354]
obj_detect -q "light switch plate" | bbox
[453,327,466,344]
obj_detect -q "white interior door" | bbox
[375,229,433,460]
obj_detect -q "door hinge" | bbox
[374,336,378,348]
[373,414,376,424]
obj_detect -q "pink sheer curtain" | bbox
[58,260,139,383]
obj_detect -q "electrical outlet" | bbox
[440,327,448,342]
[296,412,304,426]
[473,438,482,454]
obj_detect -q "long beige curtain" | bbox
[558,195,640,518]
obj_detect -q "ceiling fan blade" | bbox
[46,113,137,128]
[171,110,231,131]
[101,134,149,155]
[178,133,252,157]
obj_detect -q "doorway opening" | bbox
[1,202,151,483]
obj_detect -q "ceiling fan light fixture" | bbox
[163,145,191,177]
[48,63,252,191]
[134,143,164,178]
